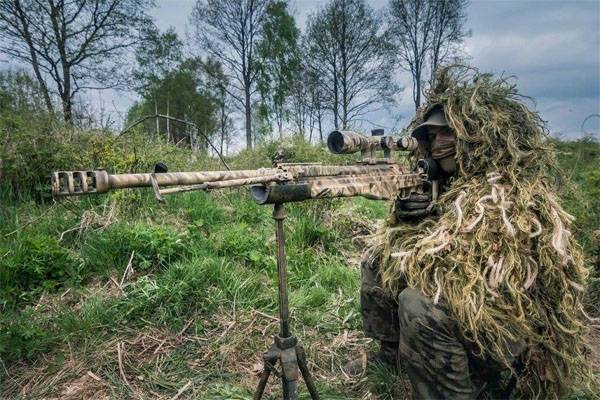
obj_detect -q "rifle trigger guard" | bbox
[150,173,165,203]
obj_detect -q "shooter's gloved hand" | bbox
[394,192,433,221]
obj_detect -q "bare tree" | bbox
[305,0,397,130]
[388,0,468,110]
[289,65,309,138]
[430,0,469,82]
[203,58,234,156]
[0,0,152,123]
[191,0,271,149]
[290,65,326,143]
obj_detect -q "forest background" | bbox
[0,0,598,398]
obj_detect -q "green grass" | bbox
[0,182,391,397]
[0,137,596,398]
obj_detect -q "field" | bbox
[0,132,598,399]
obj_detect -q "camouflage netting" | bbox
[369,66,593,398]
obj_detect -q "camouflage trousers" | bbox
[361,257,523,399]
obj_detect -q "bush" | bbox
[0,233,81,305]
[211,222,272,269]
[0,308,53,360]
[82,222,188,273]
[230,136,356,169]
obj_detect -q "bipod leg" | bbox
[254,345,279,400]
[254,367,271,400]
[254,203,319,400]
[297,346,319,400]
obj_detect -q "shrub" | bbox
[0,308,53,361]
[211,222,272,269]
[82,222,188,273]
[0,233,81,305]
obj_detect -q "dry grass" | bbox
[2,296,413,399]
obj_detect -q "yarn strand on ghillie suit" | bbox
[369,67,591,398]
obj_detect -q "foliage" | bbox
[127,58,220,148]
[134,25,184,93]
[0,69,47,113]
[256,1,301,138]
[0,0,153,122]
[553,137,600,255]
[305,0,398,129]
[0,118,226,199]
[0,233,81,305]
[83,223,188,273]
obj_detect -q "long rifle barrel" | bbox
[52,169,285,196]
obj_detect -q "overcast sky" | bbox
[12,0,600,139]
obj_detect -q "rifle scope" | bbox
[327,130,417,155]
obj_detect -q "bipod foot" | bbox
[253,335,319,400]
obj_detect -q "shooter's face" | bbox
[428,126,457,175]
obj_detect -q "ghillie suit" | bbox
[369,67,591,398]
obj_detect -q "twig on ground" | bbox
[87,371,103,382]
[117,342,132,391]
[109,277,126,296]
[169,380,192,400]
[153,339,168,355]
[254,309,278,321]
[177,319,194,337]
[218,321,236,341]
[120,251,136,287]
[59,226,81,241]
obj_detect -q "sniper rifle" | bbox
[51,129,442,400]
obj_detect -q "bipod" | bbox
[253,203,319,400]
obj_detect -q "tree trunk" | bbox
[340,9,348,129]
[414,66,421,110]
[155,100,159,135]
[12,0,55,115]
[166,97,170,143]
[220,98,226,155]
[277,101,283,139]
[333,69,339,130]
[60,69,72,122]
[220,127,225,155]
[245,86,252,149]
[61,92,72,122]
[318,112,323,143]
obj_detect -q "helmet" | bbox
[411,106,448,141]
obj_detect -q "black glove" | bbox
[394,193,433,221]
